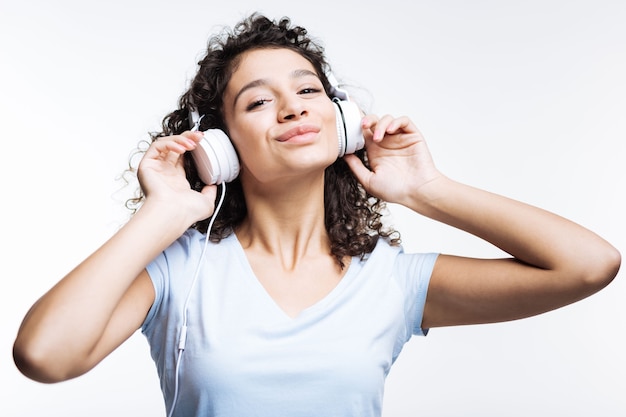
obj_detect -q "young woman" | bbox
[13,13,620,417]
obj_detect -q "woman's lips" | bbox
[276,124,320,142]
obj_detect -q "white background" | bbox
[1,1,625,416]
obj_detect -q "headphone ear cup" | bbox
[333,100,365,157]
[191,129,241,184]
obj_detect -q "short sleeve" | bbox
[141,252,168,335]
[393,251,439,337]
[141,229,201,335]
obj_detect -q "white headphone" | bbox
[188,73,364,185]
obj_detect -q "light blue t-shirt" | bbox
[142,229,438,417]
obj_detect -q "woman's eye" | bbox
[246,98,271,111]
[299,87,322,95]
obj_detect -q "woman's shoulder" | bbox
[366,237,403,259]
[170,228,236,251]
[363,238,438,277]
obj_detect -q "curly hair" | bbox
[126,13,400,266]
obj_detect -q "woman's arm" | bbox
[410,176,620,327]
[345,114,620,328]
[13,132,216,382]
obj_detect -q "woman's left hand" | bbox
[343,114,442,206]
[345,116,620,330]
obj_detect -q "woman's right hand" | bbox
[138,131,218,226]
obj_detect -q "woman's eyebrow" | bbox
[232,78,268,108]
[232,69,319,108]
[291,68,318,80]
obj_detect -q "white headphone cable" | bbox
[167,180,227,417]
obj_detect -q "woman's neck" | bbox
[235,173,331,268]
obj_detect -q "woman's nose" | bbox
[278,98,308,121]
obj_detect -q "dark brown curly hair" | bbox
[126,13,400,266]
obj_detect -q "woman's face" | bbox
[222,48,338,185]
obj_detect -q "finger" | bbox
[198,184,219,219]
[147,133,201,159]
[181,130,204,144]
[158,132,201,151]
[371,114,396,142]
[384,116,415,135]
[200,183,218,197]
[343,154,373,190]
[361,114,379,131]
[359,115,378,143]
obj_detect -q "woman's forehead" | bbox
[229,48,317,85]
